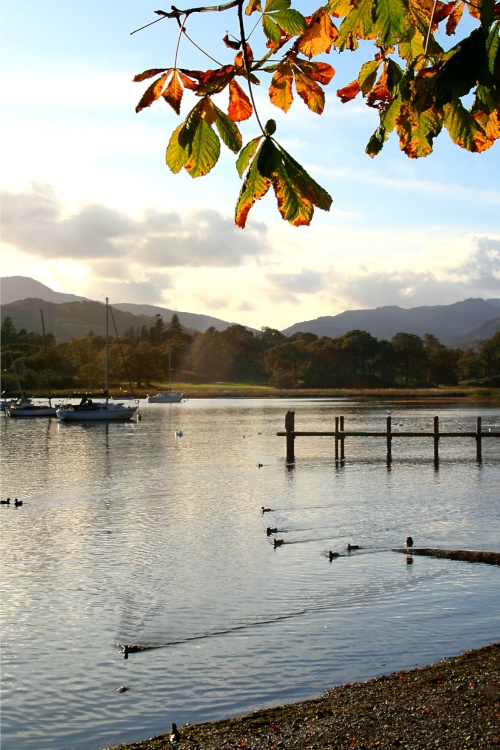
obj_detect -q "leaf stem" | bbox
[237,0,266,136]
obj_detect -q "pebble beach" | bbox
[110,549,499,750]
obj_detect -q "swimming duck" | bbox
[266,527,278,536]
[1,498,10,505]
[14,498,23,507]
[347,544,360,551]
[261,506,272,513]
[122,644,142,658]
[170,722,180,743]
[328,551,339,561]
[273,538,284,548]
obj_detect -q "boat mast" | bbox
[40,310,52,406]
[105,297,109,402]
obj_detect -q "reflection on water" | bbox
[1,399,499,750]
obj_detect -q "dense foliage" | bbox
[133,0,500,225]
[2,314,500,394]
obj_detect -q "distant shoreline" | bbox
[23,386,500,401]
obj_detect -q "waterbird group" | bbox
[1,497,22,506]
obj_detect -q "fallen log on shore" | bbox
[393,547,500,565]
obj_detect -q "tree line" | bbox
[1,313,500,395]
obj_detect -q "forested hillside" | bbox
[2,311,499,395]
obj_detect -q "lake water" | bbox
[1,399,499,750]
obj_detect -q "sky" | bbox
[1,1,499,332]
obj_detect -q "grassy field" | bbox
[120,384,500,401]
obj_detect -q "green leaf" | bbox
[256,136,282,179]
[358,59,379,95]
[434,29,488,107]
[235,143,273,228]
[443,100,487,152]
[273,161,314,225]
[365,124,386,157]
[276,145,332,212]
[166,125,188,174]
[270,9,307,36]
[372,0,411,46]
[214,105,243,153]
[486,21,500,75]
[264,0,290,11]
[263,15,282,43]
[236,136,263,178]
[184,118,221,178]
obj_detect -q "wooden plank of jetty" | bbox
[393,548,500,566]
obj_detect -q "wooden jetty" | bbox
[277,411,500,465]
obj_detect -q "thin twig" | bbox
[237,0,265,135]
[424,0,439,56]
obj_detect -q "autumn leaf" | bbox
[294,71,325,114]
[228,79,253,121]
[297,9,338,57]
[135,73,169,112]
[133,68,168,83]
[163,71,184,115]
[269,64,294,112]
[236,135,332,227]
[337,79,361,103]
[395,101,442,157]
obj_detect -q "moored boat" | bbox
[56,299,139,423]
[7,399,57,418]
[147,391,183,403]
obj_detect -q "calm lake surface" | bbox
[1,399,499,750]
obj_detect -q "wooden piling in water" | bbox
[277,413,499,465]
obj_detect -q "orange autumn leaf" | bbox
[269,65,294,113]
[135,73,169,112]
[337,79,361,103]
[162,71,184,114]
[297,9,338,58]
[228,79,253,121]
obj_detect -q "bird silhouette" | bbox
[328,551,339,561]
[170,722,180,743]
[406,536,414,553]
[261,506,272,513]
[1,498,11,505]
[266,527,278,536]
[14,498,23,507]
[347,544,360,552]
[273,538,284,548]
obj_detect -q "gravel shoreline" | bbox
[109,642,500,750]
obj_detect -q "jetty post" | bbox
[476,417,482,463]
[386,415,392,465]
[335,416,339,461]
[340,415,345,461]
[285,410,295,463]
[434,416,440,465]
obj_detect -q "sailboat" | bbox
[147,349,183,403]
[56,299,139,422]
[7,317,58,418]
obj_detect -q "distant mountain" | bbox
[283,298,500,346]
[0,276,87,305]
[0,277,242,339]
[113,302,241,336]
[451,315,500,348]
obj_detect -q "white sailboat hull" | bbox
[57,401,138,422]
[8,403,57,418]
[147,392,183,403]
